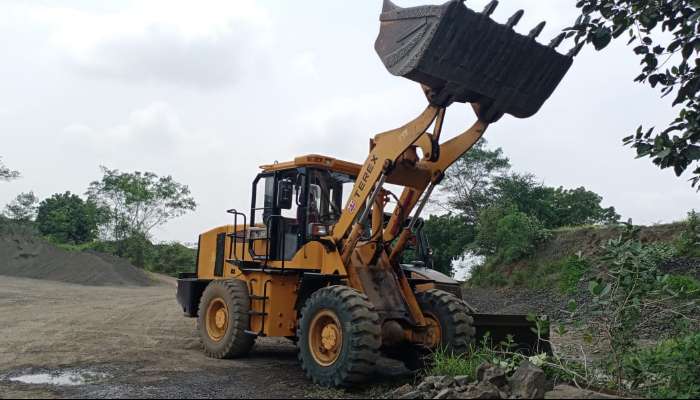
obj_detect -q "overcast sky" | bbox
[0,0,697,243]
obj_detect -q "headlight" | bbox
[309,223,331,237]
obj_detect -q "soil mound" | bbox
[0,234,153,287]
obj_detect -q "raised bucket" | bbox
[375,0,574,121]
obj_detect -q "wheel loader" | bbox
[177,0,578,387]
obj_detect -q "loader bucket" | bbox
[375,0,575,121]
[472,314,552,356]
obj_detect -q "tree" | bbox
[0,157,20,181]
[548,186,620,227]
[3,191,39,222]
[86,166,196,242]
[491,173,620,228]
[36,192,105,244]
[567,1,700,189]
[422,214,476,276]
[437,139,510,223]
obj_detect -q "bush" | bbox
[81,236,196,277]
[148,242,197,276]
[468,262,509,288]
[624,332,700,399]
[558,256,590,295]
[0,215,37,236]
[675,210,700,257]
[476,206,549,263]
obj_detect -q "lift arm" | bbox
[332,103,488,264]
[331,105,442,246]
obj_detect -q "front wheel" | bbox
[297,286,381,387]
[396,289,476,371]
[417,289,475,355]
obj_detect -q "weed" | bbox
[665,275,700,299]
[623,332,700,399]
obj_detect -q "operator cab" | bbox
[249,155,358,262]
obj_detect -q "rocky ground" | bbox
[389,362,618,400]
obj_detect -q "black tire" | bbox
[197,279,255,359]
[416,289,475,355]
[297,286,381,387]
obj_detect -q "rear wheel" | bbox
[297,286,381,387]
[197,280,255,359]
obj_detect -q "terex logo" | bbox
[348,154,379,213]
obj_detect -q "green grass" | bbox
[429,347,492,380]
[469,255,589,295]
[666,275,700,299]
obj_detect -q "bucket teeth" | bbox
[529,22,546,39]
[548,33,566,49]
[506,10,524,28]
[567,41,585,57]
[481,0,498,16]
[382,0,400,12]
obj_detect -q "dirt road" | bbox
[0,276,405,399]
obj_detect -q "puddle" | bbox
[8,370,109,386]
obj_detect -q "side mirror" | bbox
[277,179,294,210]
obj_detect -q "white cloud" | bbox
[61,101,219,168]
[28,0,273,88]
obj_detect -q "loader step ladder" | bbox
[245,280,271,337]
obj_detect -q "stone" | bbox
[544,385,620,399]
[437,375,455,388]
[399,390,424,399]
[509,361,546,399]
[458,382,502,399]
[393,384,415,398]
[476,363,508,388]
[417,380,435,392]
[434,388,456,399]
[454,375,471,388]
[425,376,447,386]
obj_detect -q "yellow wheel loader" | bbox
[177,0,579,387]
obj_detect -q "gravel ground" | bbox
[0,275,408,399]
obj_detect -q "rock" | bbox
[417,380,435,392]
[425,376,446,385]
[434,388,456,399]
[476,363,508,388]
[509,361,546,399]
[545,385,620,399]
[438,376,455,388]
[399,390,424,399]
[454,375,471,388]
[458,382,502,399]
[393,384,415,398]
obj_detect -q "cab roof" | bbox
[260,154,362,177]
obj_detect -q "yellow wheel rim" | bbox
[424,313,442,349]
[206,298,229,342]
[309,309,343,367]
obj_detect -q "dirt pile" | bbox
[0,234,153,287]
